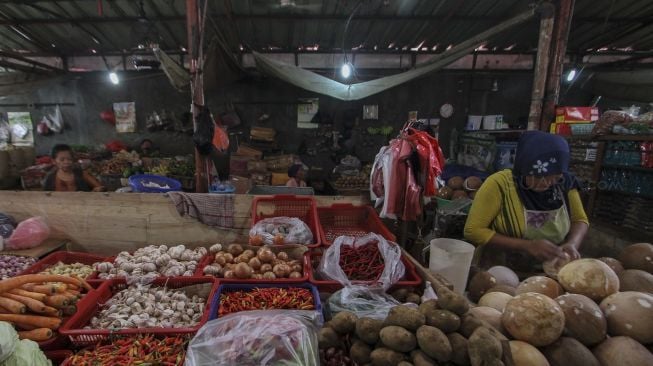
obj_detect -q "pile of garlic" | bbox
[86,283,205,329]
[93,245,207,279]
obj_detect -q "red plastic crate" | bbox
[317,204,396,245]
[59,277,218,347]
[250,195,321,247]
[19,251,106,279]
[307,250,422,292]
[194,250,311,283]
[45,350,74,366]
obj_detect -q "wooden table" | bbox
[0,238,68,258]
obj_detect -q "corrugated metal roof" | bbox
[0,0,651,57]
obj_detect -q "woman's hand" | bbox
[560,243,581,260]
[526,239,565,261]
[92,186,107,192]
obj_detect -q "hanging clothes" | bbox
[405,128,446,197]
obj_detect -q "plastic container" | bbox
[428,238,475,294]
[571,123,595,135]
[128,174,181,193]
[317,204,396,245]
[307,251,422,293]
[208,282,322,321]
[60,277,218,347]
[251,195,321,247]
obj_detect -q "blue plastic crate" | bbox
[128,174,181,193]
[209,282,323,322]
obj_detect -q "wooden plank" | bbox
[0,239,68,258]
[401,248,453,290]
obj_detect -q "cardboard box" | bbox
[247,160,267,173]
[555,107,599,123]
[250,127,276,142]
[230,175,251,194]
[271,172,290,186]
[264,154,298,172]
[236,144,263,160]
[250,172,271,186]
[230,155,253,176]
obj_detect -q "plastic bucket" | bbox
[428,238,475,294]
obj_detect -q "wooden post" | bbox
[186,0,208,192]
[542,0,576,132]
[527,3,555,131]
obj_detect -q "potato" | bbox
[554,293,606,346]
[416,325,451,362]
[423,308,461,333]
[411,349,437,366]
[557,259,619,302]
[502,292,565,346]
[380,326,417,353]
[384,305,426,332]
[488,266,520,287]
[468,307,506,336]
[418,299,439,315]
[370,347,406,366]
[541,337,599,366]
[478,292,513,312]
[599,291,653,344]
[487,285,517,296]
[318,327,341,349]
[330,311,357,334]
[448,176,464,190]
[508,340,549,366]
[468,327,503,366]
[593,336,653,366]
[406,293,421,304]
[516,276,564,299]
[392,288,411,302]
[469,271,498,302]
[618,242,653,274]
[619,269,653,293]
[398,362,413,366]
[460,313,507,339]
[356,317,384,345]
[436,286,470,315]
[448,332,470,366]
[350,340,372,365]
[598,257,625,275]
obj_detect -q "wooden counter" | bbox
[0,191,368,255]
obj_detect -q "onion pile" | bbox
[0,255,36,279]
[203,244,303,280]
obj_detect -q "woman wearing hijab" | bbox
[286,164,307,187]
[464,131,589,271]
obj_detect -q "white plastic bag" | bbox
[5,217,50,250]
[249,216,314,245]
[185,310,320,366]
[328,285,404,319]
[317,233,405,291]
[46,105,63,133]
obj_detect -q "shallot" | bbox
[0,255,36,279]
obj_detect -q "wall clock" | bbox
[440,103,454,118]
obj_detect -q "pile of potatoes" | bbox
[319,284,518,366]
[464,242,653,366]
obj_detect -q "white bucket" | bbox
[429,238,475,294]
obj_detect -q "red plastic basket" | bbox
[45,350,74,366]
[194,251,311,283]
[317,204,396,245]
[19,251,106,279]
[59,277,218,347]
[250,195,321,247]
[307,250,422,292]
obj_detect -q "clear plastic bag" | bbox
[327,285,405,319]
[249,217,314,245]
[5,217,50,250]
[317,233,405,290]
[185,310,321,366]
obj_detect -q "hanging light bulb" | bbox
[566,68,577,82]
[109,71,119,85]
[340,62,352,78]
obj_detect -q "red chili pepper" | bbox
[218,287,315,316]
[63,335,189,366]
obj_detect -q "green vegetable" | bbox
[1,339,51,366]
[0,322,18,363]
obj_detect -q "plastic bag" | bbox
[327,285,403,319]
[317,233,405,290]
[46,105,63,133]
[0,213,16,227]
[212,125,230,151]
[5,217,50,250]
[193,106,215,155]
[185,310,320,366]
[249,217,314,245]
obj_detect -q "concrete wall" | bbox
[1,70,535,160]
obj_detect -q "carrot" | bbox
[8,289,47,302]
[0,275,83,294]
[18,328,53,342]
[0,314,62,330]
[0,296,26,314]
[14,322,38,331]
[62,305,77,316]
[41,307,61,318]
[52,283,68,294]
[1,293,47,313]
[65,289,81,297]
[43,295,69,308]
[66,284,80,291]
[71,275,93,291]
[21,284,56,295]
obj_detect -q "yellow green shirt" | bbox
[464,169,589,247]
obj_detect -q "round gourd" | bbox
[618,243,653,274]
[599,291,653,344]
[487,285,517,296]
[502,292,565,346]
[593,336,653,366]
[487,266,520,288]
[557,259,619,301]
[438,186,453,200]
[541,337,599,366]
[447,176,464,190]
[464,176,483,191]
[451,190,468,200]
[598,257,625,275]
[516,276,564,299]
[468,271,498,302]
[478,292,513,312]
[619,269,653,293]
[542,253,571,279]
[509,340,550,366]
[468,306,506,336]
[554,293,606,346]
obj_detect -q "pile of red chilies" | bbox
[339,242,384,281]
[64,334,188,366]
[219,287,314,316]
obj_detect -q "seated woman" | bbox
[43,144,106,192]
[286,164,307,187]
[464,131,589,272]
